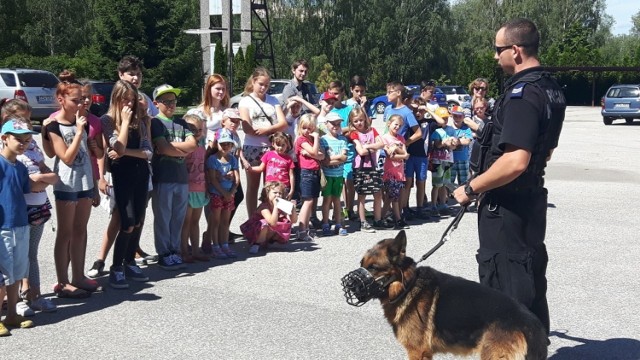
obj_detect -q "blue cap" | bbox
[1,119,38,135]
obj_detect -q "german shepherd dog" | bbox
[342,231,547,360]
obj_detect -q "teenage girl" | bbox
[101,80,153,289]
[240,181,298,254]
[238,67,287,216]
[43,71,96,298]
[294,114,324,241]
[248,132,295,199]
[348,107,386,232]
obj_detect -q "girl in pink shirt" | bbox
[382,115,410,229]
[248,132,295,199]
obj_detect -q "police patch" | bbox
[510,83,527,99]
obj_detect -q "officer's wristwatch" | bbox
[464,183,477,196]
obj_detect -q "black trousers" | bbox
[476,187,550,334]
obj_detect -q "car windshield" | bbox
[607,87,639,98]
[440,86,468,95]
[452,86,468,94]
[92,83,114,96]
[18,72,59,88]
[268,82,287,95]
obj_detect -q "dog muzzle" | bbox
[341,267,393,307]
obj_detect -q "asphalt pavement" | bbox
[2,106,639,359]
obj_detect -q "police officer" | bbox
[453,18,566,335]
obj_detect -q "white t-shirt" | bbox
[238,94,280,147]
[186,105,224,144]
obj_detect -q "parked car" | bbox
[601,84,640,125]
[369,85,447,116]
[436,85,471,110]
[0,68,59,121]
[230,79,318,108]
[87,81,115,117]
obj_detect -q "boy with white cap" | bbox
[150,84,197,270]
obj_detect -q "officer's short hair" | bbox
[502,18,540,58]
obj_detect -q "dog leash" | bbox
[416,205,467,264]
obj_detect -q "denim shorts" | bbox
[0,225,30,285]
[300,169,320,200]
[54,189,95,201]
[405,156,428,181]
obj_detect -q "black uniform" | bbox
[473,67,566,334]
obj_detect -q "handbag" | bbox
[354,150,382,195]
[27,198,52,226]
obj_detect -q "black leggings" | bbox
[111,159,150,268]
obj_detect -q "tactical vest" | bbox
[469,70,566,190]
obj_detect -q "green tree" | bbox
[631,10,640,36]
[315,63,338,92]
[233,47,246,94]
[213,38,227,76]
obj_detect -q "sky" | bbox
[605,0,638,35]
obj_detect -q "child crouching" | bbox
[240,181,298,255]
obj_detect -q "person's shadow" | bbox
[550,330,640,360]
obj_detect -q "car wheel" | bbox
[603,117,613,125]
[447,101,458,111]
[625,118,634,124]
[375,102,386,114]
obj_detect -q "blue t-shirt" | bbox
[452,125,474,161]
[320,134,348,177]
[331,105,357,165]
[206,154,238,195]
[0,156,30,228]
[383,105,419,139]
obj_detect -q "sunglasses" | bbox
[495,45,513,55]
[474,87,487,91]
[157,99,177,106]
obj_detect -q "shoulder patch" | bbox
[510,82,527,99]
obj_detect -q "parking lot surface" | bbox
[3,106,639,359]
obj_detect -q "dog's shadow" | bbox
[549,330,640,360]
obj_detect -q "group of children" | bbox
[0,64,485,335]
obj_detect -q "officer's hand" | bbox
[453,186,471,206]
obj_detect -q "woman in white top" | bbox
[238,67,287,216]
[186,74,229,147]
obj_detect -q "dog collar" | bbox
[388,271,419,305]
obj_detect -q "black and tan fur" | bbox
[360,231,547,360]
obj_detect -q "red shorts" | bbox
[209,193,235,211]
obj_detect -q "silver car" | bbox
[229,79,318,108]
[0,68,60,120]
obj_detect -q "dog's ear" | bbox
[388,231,407,264]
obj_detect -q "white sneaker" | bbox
[29,296,57,313]
[249,245,260,254]
[16,301,35,317]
